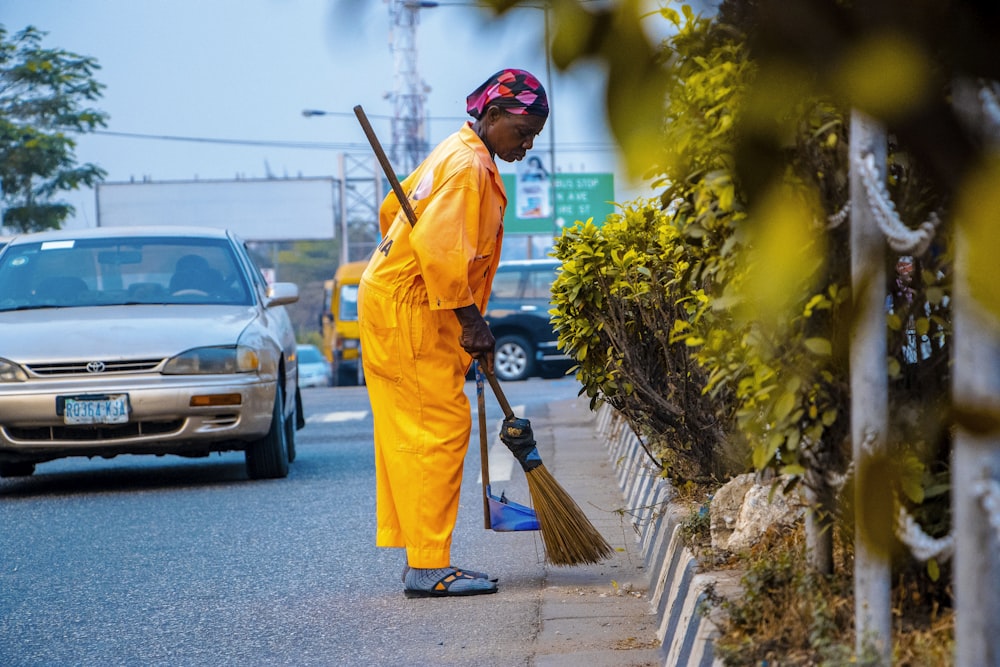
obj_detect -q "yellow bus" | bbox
[321,259,368,385]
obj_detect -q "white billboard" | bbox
[96,177,337,241]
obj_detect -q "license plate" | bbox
[62,394,130,425]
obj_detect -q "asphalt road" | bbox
[0,376,584,667]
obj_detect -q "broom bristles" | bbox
[526,464,613,566]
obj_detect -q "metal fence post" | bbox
[951,78,1000,667]
[849,109,893,663]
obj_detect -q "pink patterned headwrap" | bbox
[466,69,549,119]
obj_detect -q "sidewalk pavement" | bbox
[530,396,662,667]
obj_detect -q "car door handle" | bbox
[520,305,538,311]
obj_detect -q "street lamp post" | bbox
[542,4,557,253]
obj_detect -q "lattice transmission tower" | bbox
[386,0,434,176]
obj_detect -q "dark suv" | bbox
[485,259,574,381]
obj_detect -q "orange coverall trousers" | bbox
[358,277,473,568]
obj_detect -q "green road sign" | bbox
[501,172,615,234]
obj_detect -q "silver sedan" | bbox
[0,226,302,480]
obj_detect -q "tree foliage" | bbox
[0,25,108,232]
[550,6,752,484]
[544,0,953,573]
[551,208,741,483]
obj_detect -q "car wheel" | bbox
[0,462,36,478]
[245,383,290,480]
[337,368,356,386]
[494,334,534,382]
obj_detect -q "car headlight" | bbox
[162,346,260,375]
[0,357,27,382]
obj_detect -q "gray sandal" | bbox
[402,564,497,583]
[403,567,498,598]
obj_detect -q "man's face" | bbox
[486,110,547,163]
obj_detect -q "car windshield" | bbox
[338,283,358,321]
[0,236,253,311]
[298,346,324,364]
[491,270,522,299]
[524,267,557,299]
[490,263,558,301]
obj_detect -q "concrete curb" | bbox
[534,397,662,667]
[595,403,734,667]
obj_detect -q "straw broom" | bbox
[483,368,612,566]
[353,104,611,566]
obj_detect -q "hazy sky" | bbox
[5,0,657,228]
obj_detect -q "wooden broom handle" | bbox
[483,368,515,420]
[476,363,492,529]
[353,104,418,228]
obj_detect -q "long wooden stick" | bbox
[483,367,515,420]
[476,363,492,529]
[353,104,418,228]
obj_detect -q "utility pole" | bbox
[387,0,436,177]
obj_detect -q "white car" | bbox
[296,344,332,388]
[0,226,303,480]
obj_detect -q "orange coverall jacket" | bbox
[358,122,506,568]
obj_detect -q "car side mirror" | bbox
[265,282,299,307]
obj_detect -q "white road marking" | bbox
[310,410,369,423]
[483,440,516,483]
[476,404,525,484]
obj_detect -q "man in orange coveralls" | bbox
[358,69,548,598]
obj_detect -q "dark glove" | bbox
[500,416,542,472]
[454,304,495,372]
